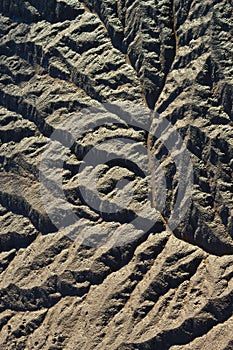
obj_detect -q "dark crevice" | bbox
[0,190,57,235]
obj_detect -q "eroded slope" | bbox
[0,0,232,349]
